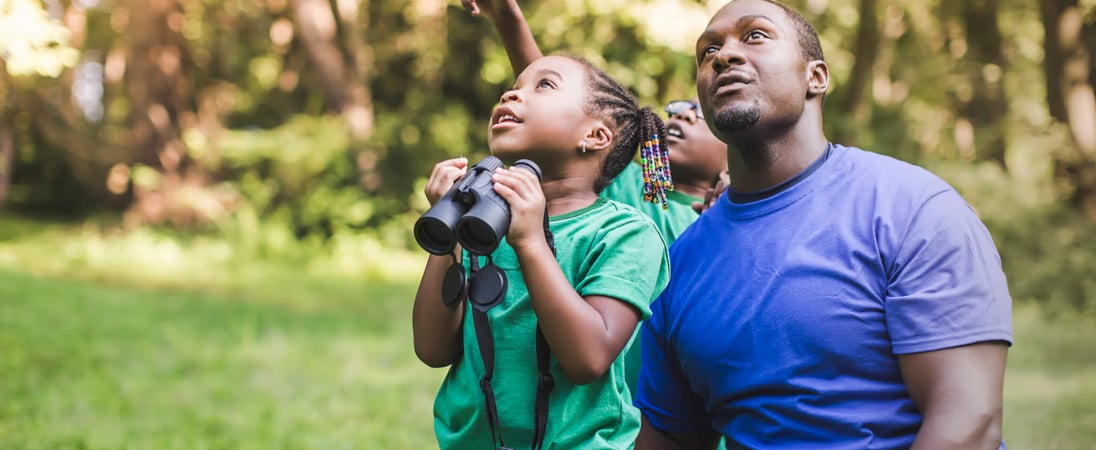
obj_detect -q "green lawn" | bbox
[0,270,444,450]
[1001,303,1096,449]
[2,272,1094,449]
[0,216,1093,448]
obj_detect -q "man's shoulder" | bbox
[834,144,954,197]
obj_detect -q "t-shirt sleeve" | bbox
[885,188,1013,354]
[574,214,670,320]
[633,292,715,433]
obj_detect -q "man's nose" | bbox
[712,40,747,72]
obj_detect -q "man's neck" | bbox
[723,113,828,193]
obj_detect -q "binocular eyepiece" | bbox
[415,156,542,255]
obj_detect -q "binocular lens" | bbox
[457,218,500,255]
[414,217,457,255]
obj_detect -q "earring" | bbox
[581,140,587,153]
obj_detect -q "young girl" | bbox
[413,55,671,448]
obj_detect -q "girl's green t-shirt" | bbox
[433,198,670,449]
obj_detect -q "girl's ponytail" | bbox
[569,56,673,204]
[636,107,672,209]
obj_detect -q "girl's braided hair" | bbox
[566,55,673,208]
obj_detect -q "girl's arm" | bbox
[412,158,470,367]
[518,241,642,384]
[463,0,544,75]
[492,168,641,384]
[412,252,467,367]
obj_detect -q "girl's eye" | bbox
[537,79,555,89]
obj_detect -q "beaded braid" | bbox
[638,113,674,209]
[565,56,674,207]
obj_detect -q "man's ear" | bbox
[807,60,829,98]
[583,123,614,152]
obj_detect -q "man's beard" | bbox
[712,101,761,133]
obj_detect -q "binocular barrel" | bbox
[414,157,542,255]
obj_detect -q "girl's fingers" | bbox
[425,158,468,204]
[492,168,540,199]
[430,157,468,179]
[462,0,481,15]
[491,178,518,204]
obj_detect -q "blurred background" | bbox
[0,0,1094,448]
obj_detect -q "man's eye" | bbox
[702,46,719,56]
[745,30,766,41]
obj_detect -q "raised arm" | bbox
[462,0,544,74]
[412,158,469,367]
[900,342,1008,449]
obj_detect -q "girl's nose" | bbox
[500,89,520,104]
[670,109,698,123]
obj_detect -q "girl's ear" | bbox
[583,123,614,153]
[807,60,829,98]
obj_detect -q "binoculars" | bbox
[415,156,542,256]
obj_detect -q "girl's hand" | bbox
[461,0,517,21]
[425,157,468,206]
[692,169,730,214]
[491,166,546,251]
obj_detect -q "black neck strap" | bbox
[467,209,556,450]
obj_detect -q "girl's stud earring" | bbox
[581,141,587,153]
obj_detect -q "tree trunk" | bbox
[0,59,11,213]
[291,0,374,139]
[1042,0,1071,122]
[1042,0,1096,221]
[0,115,13,214]
[960,0,1008,167]
[836,0,879,145]
[124,0,212,227]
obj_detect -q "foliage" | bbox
[0,0,79,78]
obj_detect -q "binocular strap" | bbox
[471,308,552,450]
[468,209,556,450]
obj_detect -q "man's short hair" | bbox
[760,0,825,63]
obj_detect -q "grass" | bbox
[0,270,443,450]
[1002,303,1096,449]
[1,217,1094,449]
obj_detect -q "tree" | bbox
[959,0,1008,167]
[1041,0,1096,221]
[291,0,373,139]
[835,0,879,145]
[0,0,79,212]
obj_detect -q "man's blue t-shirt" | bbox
[635,144,1013,449]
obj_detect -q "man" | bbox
[634,1,1013,449]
